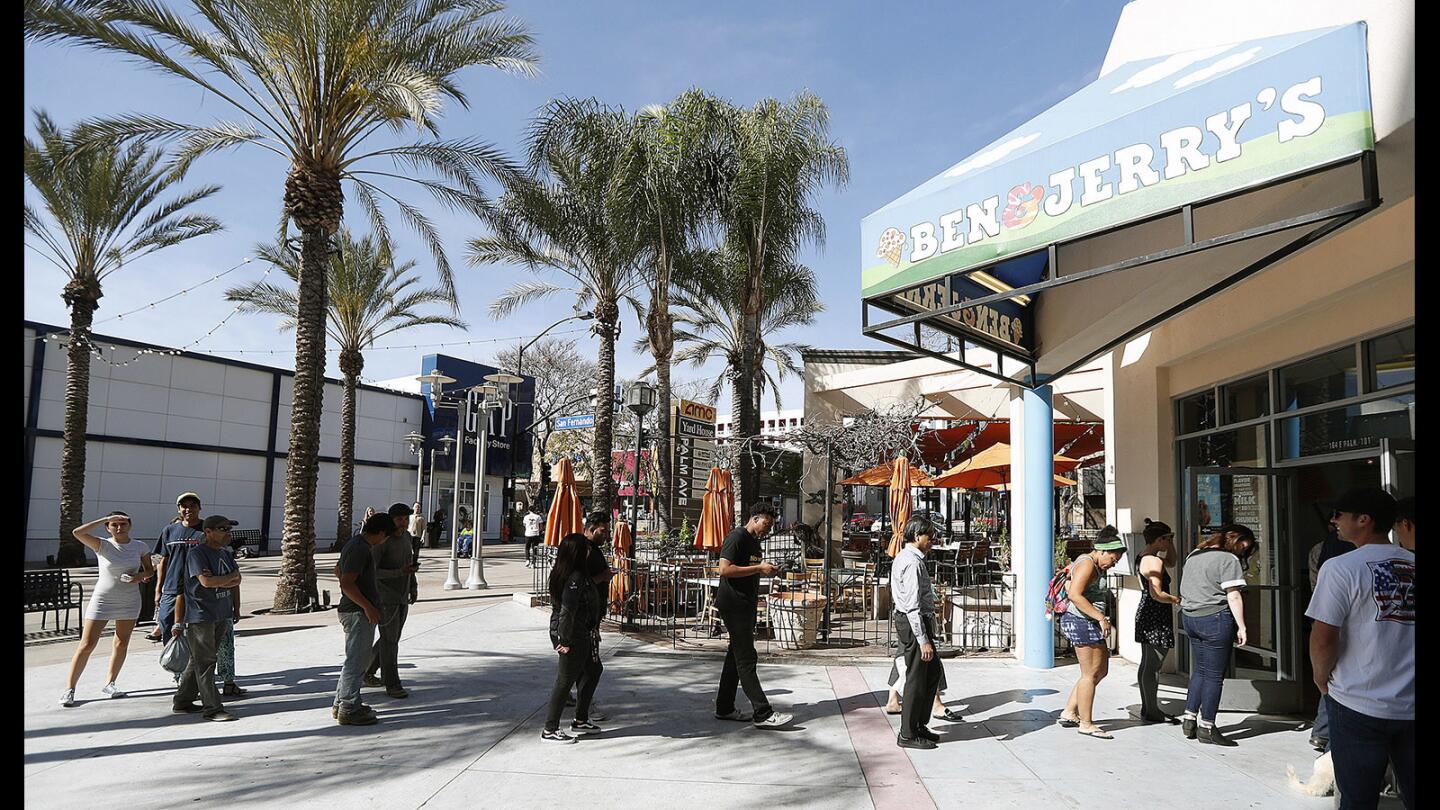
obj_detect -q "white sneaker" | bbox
[59,689,75,708]
[101,682,126,699]
[753,711,792,728]
[588,707,608,722]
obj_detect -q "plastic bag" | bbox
[160,631,190,674]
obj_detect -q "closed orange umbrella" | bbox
[608,519,633,610]
[694,468,727,552]
[545,458,584,546]
[718,469,735,530]
[886,455,914,558]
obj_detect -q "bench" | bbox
[24,569,84,632]
[231,528,263,558]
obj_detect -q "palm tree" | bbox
[612,90,727,534]
[717,92,847,507]
[227,230,464,546]
[638,244,822,432]
[26,0,537,611]
[24,110,222,567]
[468,98,646,516]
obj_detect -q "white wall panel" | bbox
[97,470,163,504]
[108,380,172,414]
[102,443,164,474]
[39,369,66,402]
[167,388,225,417]
[162,448,220,479]
[217,454,265,482]
[221,396,271,427]
[104,407,168,441]
[219,422,269,451]
[171,356,226,395]
[224,365,274,403]
[166,414,222,445]
[108,354,172,387]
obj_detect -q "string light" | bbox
[96,257,254,325]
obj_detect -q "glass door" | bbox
[1180,465,1302,711]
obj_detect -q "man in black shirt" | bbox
[714,502,792,728]
[573,511,612,721]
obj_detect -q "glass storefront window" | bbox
[1278,346,1357,411]
[1278,394,1414,460]
[1368,328,1414,391]
[1180,424,1268,469]
[1178,389,1216,434]
[1223,374,1270,423]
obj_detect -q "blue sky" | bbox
[24,0,1128,410]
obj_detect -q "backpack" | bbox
[1043,562,1075,621]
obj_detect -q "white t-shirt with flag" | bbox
[1305,542,1415,720]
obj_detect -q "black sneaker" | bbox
[1197,725,1237,747]
[715,709,753,722]
[570,720,602,734]
[1182,717,1197,739]
[914,726,939,742]
[541,729,576,744]
[172,702,203,714]
[897,734,937,750]
[1309,736,1329,752]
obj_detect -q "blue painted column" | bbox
[1022,380,1055,669]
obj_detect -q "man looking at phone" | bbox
[363,503,419,697]
[713,502,792,728]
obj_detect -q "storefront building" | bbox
[829,0,1411,710]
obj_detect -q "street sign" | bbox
[555,413,595,431]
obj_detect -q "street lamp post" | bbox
[430,436,455,524]
[502,308,594,522]
[625,381,657,532]
[473,373,520,589]
[404,431,425,508]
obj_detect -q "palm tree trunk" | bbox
[591,307,618,515]
[737,262,764,510]
[274,226,331,613]
[649,309,674,535]
[56,281,100,567]
[336,348,363,548]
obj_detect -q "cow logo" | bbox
[1001,182,1045,229]
[876,227,907,267]
[1368,558,1415,623]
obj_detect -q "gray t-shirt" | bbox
[372,531,414,605]
[183,543,235,623]
[337,536,381,614]
[1179,549,1247,617]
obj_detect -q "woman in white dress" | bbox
[61,512,155,707]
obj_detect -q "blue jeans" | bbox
[155,592,178,639]
[1181,610,1235,723]
[334,611,376,713]
[1328,695,1414,810]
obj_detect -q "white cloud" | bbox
[1110,45,1232,93]
[1173,47,1263,89]
[942,133,1042,178]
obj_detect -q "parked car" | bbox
[847,512,874,531]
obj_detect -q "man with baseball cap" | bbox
[172,515,241,721]
[1308,487,1414,808]
[363,503,419,697]
[150,492,206,644]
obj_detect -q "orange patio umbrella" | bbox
[840,459,936,487]
[545,457,584,546]
[984,474,1078,491]
[608,519,633,610]
[886,455,914,558]
[694,468,728,552]
[717,468,735,530]
[931,442,1078,490]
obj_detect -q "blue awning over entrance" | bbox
[860,23,1377,383]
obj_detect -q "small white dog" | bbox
[1287,750,1335,796]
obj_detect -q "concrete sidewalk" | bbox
[25,598,1338,810]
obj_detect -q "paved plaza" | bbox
[26,548,1343,810]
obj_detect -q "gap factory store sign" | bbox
[862,23,1374,361]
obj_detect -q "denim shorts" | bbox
[1060,612,1106,647]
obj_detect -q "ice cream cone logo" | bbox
[876,227,906,267]
[1001,182,1045,229]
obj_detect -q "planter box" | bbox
[949,588,1013,650]
[767,592,828,650]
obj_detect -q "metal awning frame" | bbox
[862,150,1381,389]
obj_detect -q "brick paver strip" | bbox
[828,665,937,810]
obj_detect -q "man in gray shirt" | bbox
[891,515,942,750]
[364,503,419,698]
